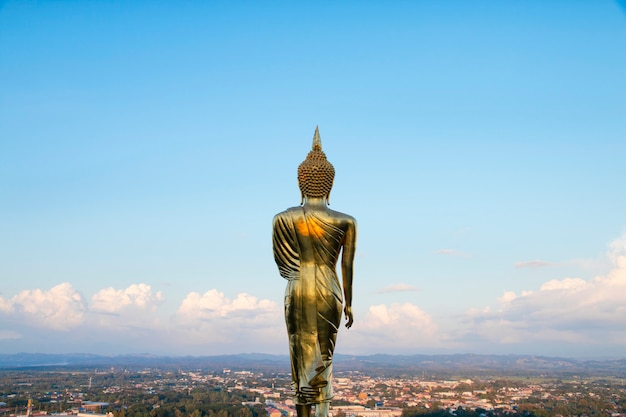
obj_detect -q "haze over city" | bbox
[1,1,626,358]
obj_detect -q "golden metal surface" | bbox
[272,127,357,417]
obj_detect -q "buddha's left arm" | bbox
[341,218,357,328]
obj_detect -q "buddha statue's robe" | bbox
[272,206,346,405]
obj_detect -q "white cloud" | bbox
[461,235,626,353]
[172,289,283,353]
[436,249,469,257]
[91,283,164,313]
[0,298,12,313]
[539,277,586,291]
[514,259,557,268]
[0,283,86,330]
[376,283,420,293]
[497,291,517,304]
[176,289,277,322]
[364,303,436,331]
[342,302,441,354]
[87,284,167,335]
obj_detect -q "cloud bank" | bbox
[0,283,283,355]
[460,235,626,356]
[2,235,626,357]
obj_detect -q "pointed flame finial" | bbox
[312,125,322,151]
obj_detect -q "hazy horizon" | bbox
[3,351,626,362]
[2,1,626,358]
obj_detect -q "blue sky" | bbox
[1,0,626,358]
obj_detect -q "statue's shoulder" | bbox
[273,207,302,222]
[327,208,357,227]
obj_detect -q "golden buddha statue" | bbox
[272,127,357,417]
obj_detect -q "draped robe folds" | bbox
[273,207,346,405]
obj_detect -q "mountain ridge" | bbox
[1,352,625,377]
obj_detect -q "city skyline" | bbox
[1,1,626,358]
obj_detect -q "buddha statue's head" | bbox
[298,126,335,204]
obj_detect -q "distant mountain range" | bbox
[1,352,625,377]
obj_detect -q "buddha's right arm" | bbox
[273,214,300,280]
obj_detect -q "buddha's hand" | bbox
[344,306,354,329]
